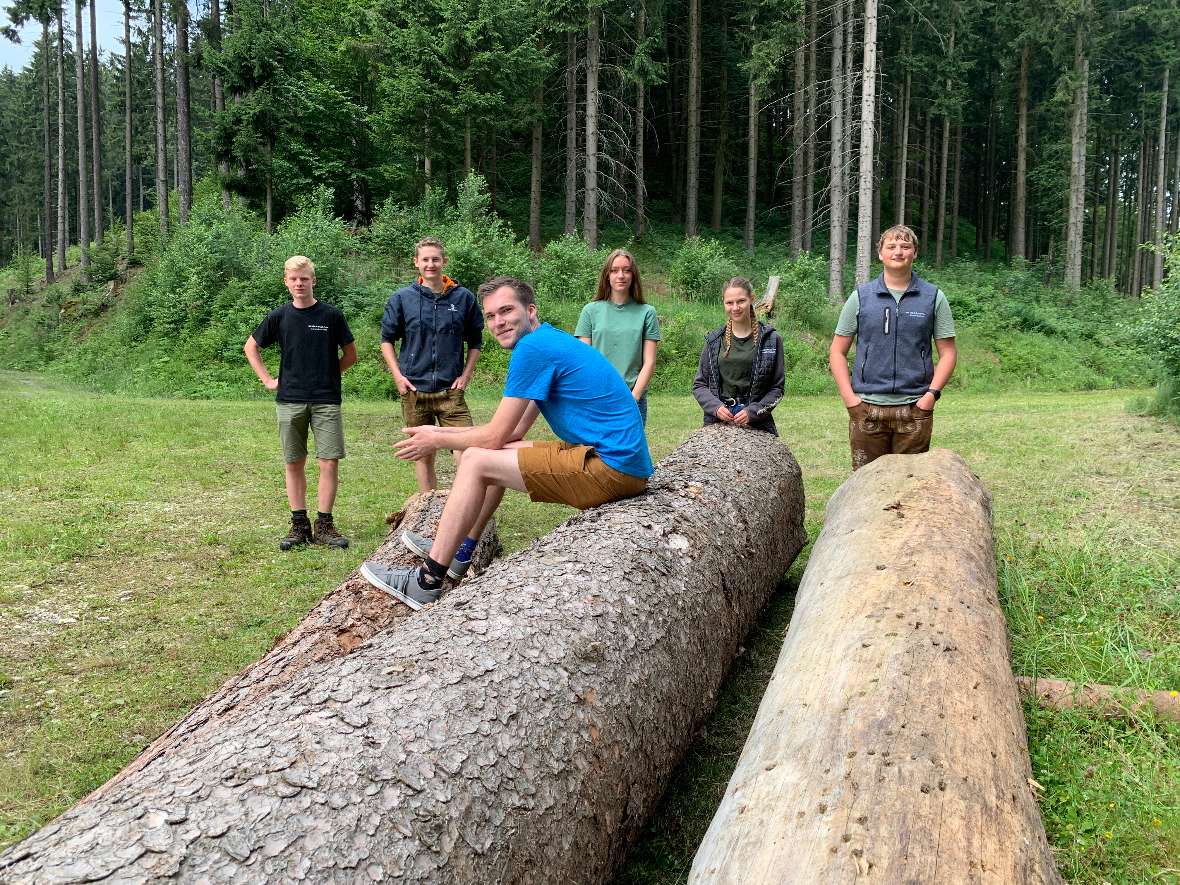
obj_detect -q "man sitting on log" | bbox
[361,276,653,609]
[828,224,958,470]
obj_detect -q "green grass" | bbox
[0,375,1177,883]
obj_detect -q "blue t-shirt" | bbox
[504,323,654,478]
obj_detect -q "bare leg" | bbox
[317,458,339,513]
[415,452,438,492]
[284,458,307,511]
[428,446,528,565]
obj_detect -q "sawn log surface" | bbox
[0,426,805,884]
[690,449,1062,885]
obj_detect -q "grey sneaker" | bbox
[359,561,441,611]
[401,530,472,580]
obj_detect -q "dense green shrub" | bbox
[766,253,834,336]
[667,237,737,301]
[535,235,606,302]
[1129,236,1180,418]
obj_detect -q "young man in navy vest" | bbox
[828,225,957,470]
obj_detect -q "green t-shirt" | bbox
[719,334,755,400]
[574,299,662,388]
[835,285,955,405]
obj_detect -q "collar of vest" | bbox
[867,272,925,296]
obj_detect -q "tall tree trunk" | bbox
[74,0,90,277]
[210,0,228,208]
[634,1,647,240]
[684,0,701,237]
[175,0,192,225]
[950,121,962,259]
[1171,127,1180,236]
[41,20,55,283]
[529,88,542,253]
[935,115,950,266]
[827,0,846,303]
[0,431,806,885]
[123,0,134,258]
[152,0,169,240]
[583,9,600,249]
[919,111,931,245]
[1129,140,1146,294]
[1088,136,1102,282]
[564,31,578,236]
[711,20,729,233]
[1103,136,1120,279]
[984,102,996,260]
[842,7,854,250]
[790,35,806,256]
[1064,22,1089,289]
[1152,67,1170,288]
[802,0,817,251]
[745,78,758,252]
[1012,44,1030,260]
[88,0,102,242]
[872,63,882,246]
[853,0,877,283]
[895,66,910,225]
[55,3,68,273]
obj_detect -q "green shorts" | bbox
[277,402,345,463]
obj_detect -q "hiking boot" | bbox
[401,530,471,580]
[359,561,441,610]
[313,516,350,549]
[279,516,313,551]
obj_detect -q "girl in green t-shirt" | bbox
[575,249,661,424]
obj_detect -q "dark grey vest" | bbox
[851,273,938,397]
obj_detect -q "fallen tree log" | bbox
[1017,676,1180,722]
[87,490,499,803]
[0,425,806,883]
[691,449,1062,884]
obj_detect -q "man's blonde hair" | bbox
[284,255,316,276]
[414,236,447,258]
[877,225,919,252]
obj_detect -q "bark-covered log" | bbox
[691,449,1062,884]
[0,427,805,883]
[88,491,499,804]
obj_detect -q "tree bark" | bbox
[1171,127,1180,236]
[1103,135,1120,279]
[711,19,729,233]
[55,2,68,273]
[745,77,758,252]
[895,64,910,225]
[854,0,877,284]
[152,0,169,240]
[123,0,134,257]
[564,31,577,236]
[684,0,701,238]
[790,35,806,256]
[950,121,961,259]
[529,87,542,253]
[1065,22,1088,289]
[175,0,193,225]
[984,102,996,260]
[934,117,949,266]
[73,0,90,277]
[210,0,228,208]
[88,0,102,242]
[691,450,1063,885]
[634,0,647,240]
[41,20,55,283]
[802,0,817,251]
[827,0,846,303]
[583,10,599,250]
[1152,67,1169,288]
[920,110,931,247]
[1012,44,1030,261]
[0,429,807,884]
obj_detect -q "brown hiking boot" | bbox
[313,516,350,549]
[279,516,313,551]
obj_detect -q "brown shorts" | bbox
[517,440,648,510]
[848,401,934,470]
[401,389,473,428]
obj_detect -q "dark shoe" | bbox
[279,517,313,551]
[359,561,441,610]
[401,530,471,580]
[313,516,350,549]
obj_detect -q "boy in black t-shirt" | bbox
[245,255,358,550]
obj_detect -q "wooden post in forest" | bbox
[691,450,1062,885]
[0,428,807,883]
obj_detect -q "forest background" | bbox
[0,0,1178,881]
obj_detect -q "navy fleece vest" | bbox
[851,273,938,397]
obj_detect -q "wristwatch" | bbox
[926,388,942,401]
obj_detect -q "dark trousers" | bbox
[847,401,934,470]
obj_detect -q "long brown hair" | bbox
[594,249,646,304]
[722,277,760,357]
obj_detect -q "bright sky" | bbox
[0,0,162,74]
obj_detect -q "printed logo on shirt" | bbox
[902,311,927,319]
[447,304,459,313]
[761,347,777,354]
[308,324,330,332]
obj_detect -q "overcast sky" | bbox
[1,0,152,73]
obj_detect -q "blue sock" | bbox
[455,537,478,562]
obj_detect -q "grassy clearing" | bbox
[0,375,1177,882]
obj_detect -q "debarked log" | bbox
[87,490,500,805]
[691,449,1062,884]
[1016,676,1180,722]
[0,425,806,884]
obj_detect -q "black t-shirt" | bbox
[252,300,354,404]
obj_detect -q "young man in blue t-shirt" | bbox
[360,276,653,609]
